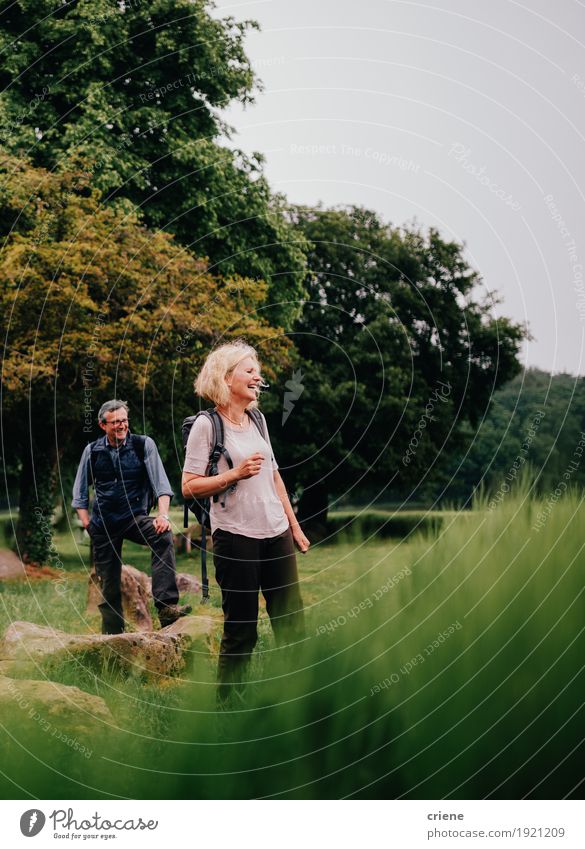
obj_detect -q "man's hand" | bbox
[77,509,91,530]
[154,496,172,533]
[292,526,311,554]
[153,514,171,534]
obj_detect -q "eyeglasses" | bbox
[104,419,128,426]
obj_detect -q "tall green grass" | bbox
[1,493,583,799]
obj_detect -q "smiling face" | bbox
[226,355,261,406]
[99,407,129,446]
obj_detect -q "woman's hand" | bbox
[292,526,311,553]
[235,452,265,480]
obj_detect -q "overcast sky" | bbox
[214,0,585,375]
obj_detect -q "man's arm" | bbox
[144,438,174,534]
[72,445,92,529]
[76,507,91,530]
[153,494,172,534]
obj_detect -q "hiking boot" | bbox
[158,603,192,628]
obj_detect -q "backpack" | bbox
[181,408,267,601]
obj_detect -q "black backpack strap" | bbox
[246,407,266,440]
[200,503,210,603]
[198,413,221,603]
[182,412,212,531]
[246,408,276,467]
[182,409,235,604]
[206,409,225,474]
[184,409,230,475]
[207,409,236,508]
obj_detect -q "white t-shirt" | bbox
[183,411,289,539]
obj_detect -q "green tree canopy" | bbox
[0,0,307,327]
[441,369,585,503]
[263,206,526,522]
[0,152,290,562]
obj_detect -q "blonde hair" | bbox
[195,341,260,408]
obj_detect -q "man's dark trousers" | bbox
[88,515,179,633]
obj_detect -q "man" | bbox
[72,400,191,633]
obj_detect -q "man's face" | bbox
[99,408,129,445]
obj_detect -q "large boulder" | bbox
[176,572,200,595]
[161,608,223,660]
[125,569,201,594]
[174,523,212,555]
[1,621,186,681]
[87,564,153,630]
[0,549,26,580]
[0,675,113,743]
[86,566,201,630]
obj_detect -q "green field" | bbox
[0,493,583,799]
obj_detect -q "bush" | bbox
[326,510,443,542]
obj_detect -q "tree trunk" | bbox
[16,438,57,565]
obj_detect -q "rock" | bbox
[0,549,26,580]
[161,608,223,659]
[0,551,72,583]
[87,564,153,631]
[86,570,100,615]
[174,523,212,555]
[87,566,200,629]
[1,621,185,681]
[176,572,200,594]
[0,675,113,742]
[124,563,151,593]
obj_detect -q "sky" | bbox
[213,0,585,375]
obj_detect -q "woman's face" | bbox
[226,355,261,405]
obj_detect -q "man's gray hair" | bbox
[98,400,129,423]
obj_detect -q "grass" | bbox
[0,576,88,636]
[0,494,584,799]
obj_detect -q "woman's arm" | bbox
[182,452,265,499]
[182,468,238,500]
[273,470,310,553]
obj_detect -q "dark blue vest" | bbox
[89,435,149,528]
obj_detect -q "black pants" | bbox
[88,515,179,634]
[212,527,305,698]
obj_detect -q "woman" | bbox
[182,341,309,703]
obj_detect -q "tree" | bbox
[0,0,307,328]
[441,369,585,502]
[0,152,291,563]
[264,206,526,524]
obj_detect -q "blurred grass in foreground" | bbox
[0,491,583,799]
